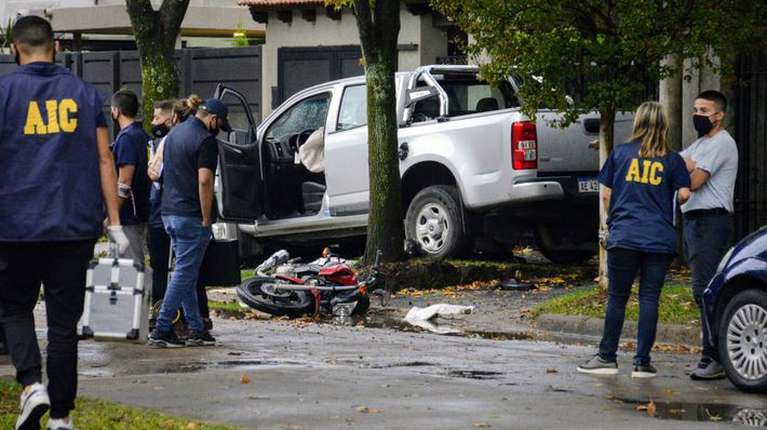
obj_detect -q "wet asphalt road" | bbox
[3,309,765,430]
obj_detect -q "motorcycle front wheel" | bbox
[237,277,315,318]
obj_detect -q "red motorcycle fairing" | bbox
[275,275,306,284]
[318,264,358,286]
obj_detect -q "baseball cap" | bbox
[199,98,233,132]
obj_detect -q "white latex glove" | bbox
[107,225,130,256]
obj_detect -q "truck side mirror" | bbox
[405,87,440,108]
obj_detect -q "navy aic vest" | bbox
[161,117,212,218]
[0,62,107,242]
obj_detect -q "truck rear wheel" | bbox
[535,223,596,265]
[405,185,466,259]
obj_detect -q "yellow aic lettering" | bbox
[649,162,664,185]
[625,158,664,185]
[23,101,47,135]
[625,158,641,182]
[23,99,79,135]
[58,99,78,132]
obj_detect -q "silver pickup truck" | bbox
[212,65,631,262]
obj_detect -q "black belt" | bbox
[684,208,729,219]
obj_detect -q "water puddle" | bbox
[447,370,505,380]
[617,398,767,426]
[370,361,436,369]
[150,359,305,374]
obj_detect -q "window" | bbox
[336,85,367,131]
[265,93,331,142]
[439,77,519,116]
[219,90,253,132]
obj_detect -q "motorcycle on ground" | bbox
[237,249,387,318]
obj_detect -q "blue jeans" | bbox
[157,215,211,334]
[684,214,732,361]
[598,248,673,366]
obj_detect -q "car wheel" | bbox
[718,288,767,393]
[535,223,597,264]
[405,185,466,259]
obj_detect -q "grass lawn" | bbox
[533,282,700,326]
[0,378,236,430]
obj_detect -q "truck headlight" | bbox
[716,247,734,274]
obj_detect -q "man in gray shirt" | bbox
[681,90,738,381]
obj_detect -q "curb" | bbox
[535,314,701,347]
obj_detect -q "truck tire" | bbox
[405,185,466,259]
[718,288,767,393]
[535,223,596,265]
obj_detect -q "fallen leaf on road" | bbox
[662,389,675,396]
[636,401,656,417]
[356,406,384,414]
[473,422,492,428]
[705,408,723,421]
[545,368,559,374]
[240,373,251,384]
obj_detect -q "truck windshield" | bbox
[434,73,519,117]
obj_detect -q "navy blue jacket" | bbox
[0,62,107,242]
[161,117,213,218]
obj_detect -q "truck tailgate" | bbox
[535,111,633,174]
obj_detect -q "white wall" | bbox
[260,7,447,116]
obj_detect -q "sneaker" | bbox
[685,357,712,375]
[148,329,185,348]
[15,383,50,430]
[631,363,657,378]
[186,331,216,347]
[577,355,619,375]
[690,360,726,380]
[47,417,77,430]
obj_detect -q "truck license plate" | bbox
[578,178,599,193]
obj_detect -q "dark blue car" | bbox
[703,226,767,393]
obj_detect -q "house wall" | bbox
[260,7,447,116]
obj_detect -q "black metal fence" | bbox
[734,53,767,239]
[0,46,262,136]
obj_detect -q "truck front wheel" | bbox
[405,185,466,259]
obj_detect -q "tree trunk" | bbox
[137,43,179,129]
[364,60,405,263]
[598,104,616,290]
[126,0,189,130]
[352,0,405,264]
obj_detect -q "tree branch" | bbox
[353,0,375,61]
[159,0,191,43]
[125,0,158,40]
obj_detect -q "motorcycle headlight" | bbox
[716,247,735,274]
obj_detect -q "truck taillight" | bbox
[511,121,538,170]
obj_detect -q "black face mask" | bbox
[152,123,170,138]
[693,114,714,137]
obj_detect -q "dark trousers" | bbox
[149,225,171,303]
[598,248,673,366]
[0,240,95,419]
[684,214,732,361]
[148,225,210,320]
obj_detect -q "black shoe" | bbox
[148,329,185,348]
[577,355,618,375]
[186,331,216,347]
[203,318,213,332]
[632,363,657,378]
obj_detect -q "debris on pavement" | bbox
[404,304,474,321]
[403,304,473,335]
[497,278,537,291]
